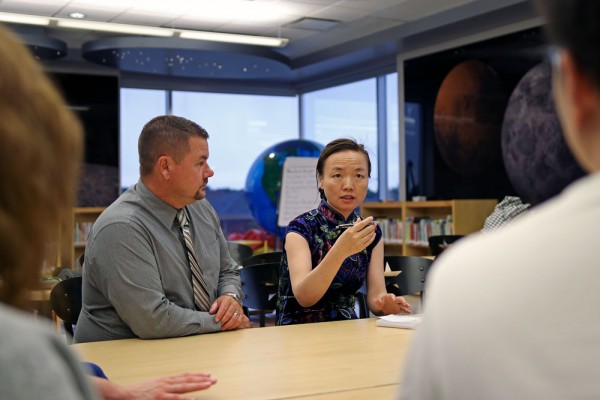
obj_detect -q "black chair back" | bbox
[240,261,279,326]
[427,235,464,256]
[356,285,369,319]
[49,276,82,342]
[227,242,253,265]
[242,251,282,267]
[383,255,433,305]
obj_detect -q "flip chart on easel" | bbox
[277,157,320,228]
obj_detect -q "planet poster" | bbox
[404,27,553,202]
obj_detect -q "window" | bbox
[386,73,400,200]
[172,91,298,190]
[301,78,378,197]
[171,91,298,237]
[120,88,167,190]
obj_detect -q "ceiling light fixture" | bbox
[57,19,174,37]
[178,30,287,47]
[59,19,287,47]
[0,11,288,47]
[0,12,50,26]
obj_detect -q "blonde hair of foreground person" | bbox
[0,26,82,309]
[0,25,216,399]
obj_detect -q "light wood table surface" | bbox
[72,318,414,399]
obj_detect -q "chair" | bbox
[49,276,82,343]
[356,284,369,319]
[383,256,433,307]
[240,262,279,327]
[427,235,464,256]
[227,242,253,265]
[241,251,282,267]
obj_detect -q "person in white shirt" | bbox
[399,1,600,399]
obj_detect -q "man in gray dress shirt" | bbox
[75,115,250,343]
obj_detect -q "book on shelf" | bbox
[74,222,93,243]
[405,215,453,246]
[376,217,403,244]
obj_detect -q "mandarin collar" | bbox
[318,200,358,224]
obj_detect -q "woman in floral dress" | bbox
[276,138,411,325]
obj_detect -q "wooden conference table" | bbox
[73,318,415,399]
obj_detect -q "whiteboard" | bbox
[277,157,321,228]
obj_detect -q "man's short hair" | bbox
[138,115,209,177]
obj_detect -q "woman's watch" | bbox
[224,292,243,305]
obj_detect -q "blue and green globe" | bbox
[245,139,323,236]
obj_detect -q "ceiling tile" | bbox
[168,16,228,32]
[66,0,127,14]
[284,17,341,31]
[111,12,178,27]
[215,21,268,33]
[308,5,367,23]
[280,0,339,5]
[276,1,330,14]
[373,0,476,21]
[233,13,306,27]
[55,5,125,22]
[264,25,317,41]
[0,0,66,15]
[339,0,410,12]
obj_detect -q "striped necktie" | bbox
[176,208,211,311]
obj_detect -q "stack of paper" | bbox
[376,314,422,329]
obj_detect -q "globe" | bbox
[245,139,324,236]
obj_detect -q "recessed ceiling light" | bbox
[69,12,86,19]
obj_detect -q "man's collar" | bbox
[136,179,180,228]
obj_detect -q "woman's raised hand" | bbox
[334,217,377,257]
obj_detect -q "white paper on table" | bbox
[376,314,422,329]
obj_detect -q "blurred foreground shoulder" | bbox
[0,304,99,400]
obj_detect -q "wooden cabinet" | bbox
[59,207,105,269]
[361,199,497,256]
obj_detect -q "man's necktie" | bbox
[176,208,211,311]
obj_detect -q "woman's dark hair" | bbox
[316,138,371,200]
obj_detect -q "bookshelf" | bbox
[59,207,105,269]
[361,199,497,256]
